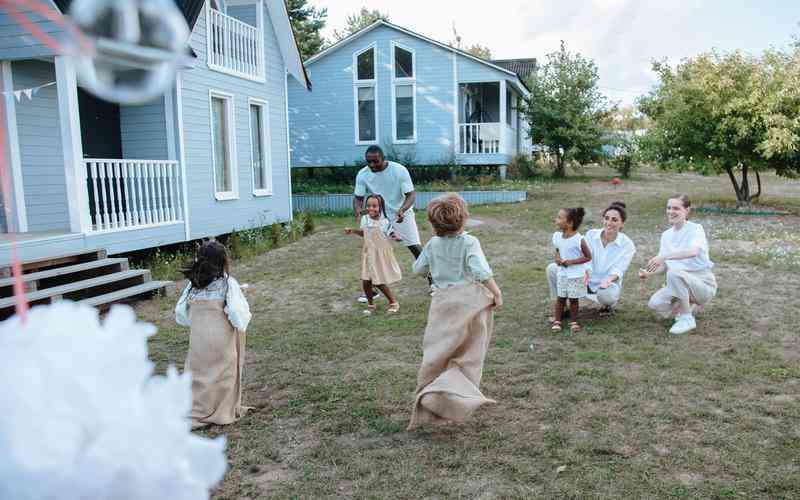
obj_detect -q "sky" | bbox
[310,0,799,105]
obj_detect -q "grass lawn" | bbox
[138,167,800,499]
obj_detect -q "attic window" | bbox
[394,46,413,79]
[355,47,375,81]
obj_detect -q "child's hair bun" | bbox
[610,201,626,209]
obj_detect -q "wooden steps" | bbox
[0,249,172,319]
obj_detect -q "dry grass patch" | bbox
[139,167,800,499]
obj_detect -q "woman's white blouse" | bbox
[659,221,714,272]
[584,229,636,288]
[174,276,252,332]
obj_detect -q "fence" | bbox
[84,159,183,232]
[292,190,527,213]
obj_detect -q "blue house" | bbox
[287,20,533,169]
[0,0,310,266]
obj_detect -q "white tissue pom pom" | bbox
[0,302,227,500]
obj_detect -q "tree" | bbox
[450,25,492,59]
[332,8,389,41]
[286,0,328,60]
[601,106,650,178]
[639,46,800,205]
[521,41,609,177]
[465,44,492,59]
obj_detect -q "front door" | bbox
[77,89,124,228]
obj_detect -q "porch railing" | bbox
[458,123,502,154]
[207,8,263,81]
[84,159,183,232]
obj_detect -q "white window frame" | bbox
[209,90,239,201]
[391,82,417,144]
[248,98,272,196]
[354,85,379,145]
[390,41,416,81]
[390,42,417,144]
[353,43,377,83]
[353,43,379,145]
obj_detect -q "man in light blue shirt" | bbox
[353,146,421,251]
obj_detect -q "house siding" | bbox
[120,98,169,160]
[12,60,70,232]
[289,24,522,168]
[179,3,291,240]
[0,9,60,60]
[228,4,257,26]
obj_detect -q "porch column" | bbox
[1,61,28,232]
[54,56,89,233]
[499,79,507,154]
[173,72,191,241]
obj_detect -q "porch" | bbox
[0,57,187,265]
[456,81,523,160]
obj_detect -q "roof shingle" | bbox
[491,58,537,80]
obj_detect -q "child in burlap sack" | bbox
[175,241,251,429]
[408,193,502,430]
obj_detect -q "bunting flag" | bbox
[2,81,56,102]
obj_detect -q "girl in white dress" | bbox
[175,241,251,428]
[640,194,717,335]
[550,207,592,333]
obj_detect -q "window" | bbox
[393,84,415,142]
[353,44,378,144]
[356,86,377,143]
[355,46,375,81]
[210,91,237,200]
[249,99,272,196]
[506,91,513,126]
[394,46,413,78]
[391,43,416,143]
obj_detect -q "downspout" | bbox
[285,68,293,221]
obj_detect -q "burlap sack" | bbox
[408,282,496,429]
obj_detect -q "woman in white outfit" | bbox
[640,194,717,335]
[546,201,636,316]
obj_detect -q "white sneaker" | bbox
[357,291,380,303]
[669,315,696,335]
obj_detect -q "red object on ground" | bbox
[611,177,622,185]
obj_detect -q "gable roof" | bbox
[492,58,537,80]
[52,0,311,90]
[306,20,529,96]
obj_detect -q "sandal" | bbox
[386,302,400,314]
[551,320,562,331]
[599,307,614,318]
[363,304,376,316]
[569,322,581,333]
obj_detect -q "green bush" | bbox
[269,222,282,246]
[507,153,538,179]
[299,211,315,235]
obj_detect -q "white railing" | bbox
[459,123,502,154]
[84,159,183,232]
[207,8,263,81]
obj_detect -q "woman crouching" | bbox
[408,193,502,430]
